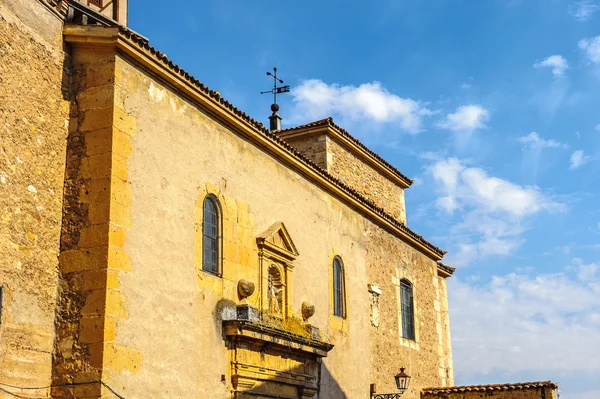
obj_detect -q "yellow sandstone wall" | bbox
[0,0,69,395]
[63,42,452,399]
[53,38,141,398]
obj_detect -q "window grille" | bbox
[333,257,346,318]
[202,196,220,275]
[400,280,415,340]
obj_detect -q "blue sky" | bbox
[130,1,600,397]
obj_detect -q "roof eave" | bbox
[63,25,446,262]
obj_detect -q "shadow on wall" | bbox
[318,363,349,399]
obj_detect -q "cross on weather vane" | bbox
[261,67,290,105]
[261,67,290,131]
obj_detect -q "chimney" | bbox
[269,103,282,131]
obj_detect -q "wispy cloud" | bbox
[579,36,600,64]
[436,105,489,133]
[290,79,432,134]
[569,0,599,21]
[428,158,565,266]
[533,55,569,77]
[517,132,566,151]
[451,258,600,378]
[570,149,593,169]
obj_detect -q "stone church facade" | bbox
[0,1,558,398]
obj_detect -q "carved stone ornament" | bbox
[238,279,255,300]
[301,301,315,321]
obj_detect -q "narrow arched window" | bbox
[400,279,415,340]
[202,196,220,275]
[333,257,346,318]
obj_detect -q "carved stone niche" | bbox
[224,317,334,399]
[256,222,299,319]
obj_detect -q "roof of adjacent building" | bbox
[64,24,449,261]
[276,118,414,188]
[422,381,559,395]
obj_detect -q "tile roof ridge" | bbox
[422,380,559,393]
[81,25,445,259]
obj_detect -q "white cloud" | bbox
[428,158,565,266]
[578,36,600,64]
[436,105,489,132]
[569,149,593,169]
[290,79,432,134]
[517,132,566,151]
[430,158,563,217]
[451,259,600,378]
[569,0,599,21]
[533,55,569,77]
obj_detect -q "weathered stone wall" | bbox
[65,42,452,399]
[280,133,329,171]
[52,37,144,398]
[366,229,453,398]
[280,132,408,224]
[0,0,68,394]
[327,138,407,224]
[421,387,557,399]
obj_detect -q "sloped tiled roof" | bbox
[277,117,413,187]
[422,381,559,395]
[65,24,447,260]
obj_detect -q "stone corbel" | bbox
[231,375,256,392]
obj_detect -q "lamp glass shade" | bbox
[394,368,411,392]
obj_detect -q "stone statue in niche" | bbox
[268,265,284,316]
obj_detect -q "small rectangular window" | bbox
[88,0,103,7]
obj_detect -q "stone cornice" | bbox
[63,25,447,262]
[223,320,334,357]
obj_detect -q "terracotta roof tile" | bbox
[437,262,456,276]
[277,118,413,187]
[422,381,559,395]
[89,25,447,259]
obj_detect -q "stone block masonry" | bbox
[0,0,69,393]
[52,40,142,398]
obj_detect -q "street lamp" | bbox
[394,368,411,393]
[371,368,411,399]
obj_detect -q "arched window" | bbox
[202,196,221,275]
[333,257,346,318]
[400,279,415,340]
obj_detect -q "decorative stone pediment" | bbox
[256,222,299,263]
[256,223,299,319]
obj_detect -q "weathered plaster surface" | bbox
[0,0,68,393]
[98,51,451,399]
